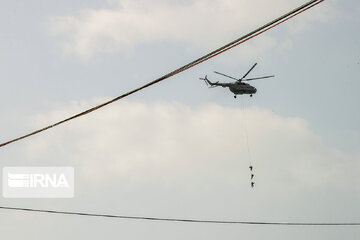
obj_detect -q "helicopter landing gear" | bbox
[250,94,253,97]
[234,95,237,99]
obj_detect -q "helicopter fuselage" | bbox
[227,82,257,95]
[200,63,272,98]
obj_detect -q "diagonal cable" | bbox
[0,0,324,148]
[0,206,359,226]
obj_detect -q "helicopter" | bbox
[200,63,274,98]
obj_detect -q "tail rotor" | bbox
[199,75,209,86]
[200,75,217,88]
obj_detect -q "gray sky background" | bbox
[0,0,359,239]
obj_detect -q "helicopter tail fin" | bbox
[200,75,219,88]
[200,75,210,86]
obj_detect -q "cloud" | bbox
[25,100,359,193]
[3,99,358,240]
[48,0,332,59]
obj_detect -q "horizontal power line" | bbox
[0,206,358,226]
[0,0,324,148]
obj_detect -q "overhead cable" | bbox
[0,0,324,148]
[0,206,358,226]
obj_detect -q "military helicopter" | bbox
[200,63,274,98]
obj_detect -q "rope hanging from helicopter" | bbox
[240,96,255,188]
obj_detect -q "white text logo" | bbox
[3,167,74,198]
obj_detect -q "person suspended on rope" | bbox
[251,174,254,180]
[249,165,253,171]
[251,182,255,188]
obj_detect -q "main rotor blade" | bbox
[242,75,275,81]
[241,63,258,80]
[213,71,238,81]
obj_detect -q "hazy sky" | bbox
[0,0,359,239]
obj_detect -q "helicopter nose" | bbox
[254,87,257,93]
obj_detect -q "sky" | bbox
[0,0,359,239]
